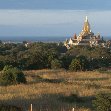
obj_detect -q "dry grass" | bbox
[0,69,111,111]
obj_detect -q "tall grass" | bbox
[0,69,111,111]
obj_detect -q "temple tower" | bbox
[83,16,90,33]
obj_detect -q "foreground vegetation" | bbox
[0,69,111,111]
[0,42,111,110]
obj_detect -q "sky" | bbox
[0,0,111,37]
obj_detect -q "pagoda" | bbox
[64,16,106,49]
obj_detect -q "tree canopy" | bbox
[0,42,110,71]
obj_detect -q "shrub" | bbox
[0,65,26,86]
[69,56,89,71]
[51,59,62,69]
[98,67,107,73]
[92,93,111,111]
[3,65,13,71]
[69,58,81,71]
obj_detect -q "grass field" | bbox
[0,69,111,111]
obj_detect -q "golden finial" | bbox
[85,16,88,22]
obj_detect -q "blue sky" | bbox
[0,0,111,10]
[0,0,111,37]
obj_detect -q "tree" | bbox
[69,56,89,71]
[0,65,26,86]
[60,54,73,69]
[51,59,62,69]
[93,93,111,111]
[69,58,81,71]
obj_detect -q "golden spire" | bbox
[83,16,90,33]
[85,16,88,22]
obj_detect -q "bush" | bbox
[3,65,13,71]
[69,58,81,71]
[92,93,111,111]
[51,59,62,69]
[98,67,107,73]
[69,56,89,71]
[0,65,26,86]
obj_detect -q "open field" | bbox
[0,69,111,111]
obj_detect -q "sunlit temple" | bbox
[64,16,109,49]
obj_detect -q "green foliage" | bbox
[51,59,62,69]
[68,46,111,70]
[69,56,89,71]
[98,67,107,72]
[60,55,73,69]
[3,65,13,71]
[69,58,81,71]
[92,93,111,111]
[77,56,89,70]
[0,65,26,86]
[0,42,111,71]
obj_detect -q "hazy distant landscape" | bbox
[0,36,70,42]
[0,36,111,42]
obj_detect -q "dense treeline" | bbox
[0,42,111,71]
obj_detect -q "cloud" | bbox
[0,9,111,36]
[0,10,111,26]
[0,10,85,26]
